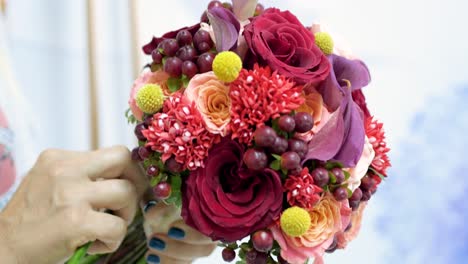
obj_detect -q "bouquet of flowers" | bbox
[126,1,391,263]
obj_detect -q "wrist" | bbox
[0,213,19,263]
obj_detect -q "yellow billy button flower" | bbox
[136,84,165,114]
[280,206,311,237]
[314,32,334,55]
[212,51,242,82]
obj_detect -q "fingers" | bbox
[143,202,182,235]
[85,179,138,223]
[145,253,191,264]
[80,210,127,255]
[167,220,214,245]
[147,234,216,261]
[84,146,148,197]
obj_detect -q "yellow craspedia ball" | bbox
[212,51,242,82]
[136,84,164,114]
[314,32,334,55]
[280,206,311,237]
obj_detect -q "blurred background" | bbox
[1,0,467,263]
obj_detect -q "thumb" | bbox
[142,200,182,237]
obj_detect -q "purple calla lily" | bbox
[304,55,370,167]
[207,7,241,52]
[232,0,258,21]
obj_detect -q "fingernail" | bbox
[149,238,165,251]
[143,200,158,213]
[146,254,160,264]
[168,227,185,239]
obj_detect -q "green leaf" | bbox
[236,261,246,264]
[271,154,282,160]
[347,187,353,198]
[227,242,239,250]
[181,74,190,88]
[328,171,337,184]
[150,174,162,187]
[167,77,182,92]
[239,243,251,252]
[281,167,288,176]
[325,161,344,170]
[125,108,138,124]
[270,160,280,170]
[238,249,246,260]
[165,174,183,208]
[343,170,351,181]
[369,167,386,181]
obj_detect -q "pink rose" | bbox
[346,136,375,191]
[128,71,170,121]
[184,72,231,136]
[336,202,368,249]
[271,195,352,264]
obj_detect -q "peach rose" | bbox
[336,202,368,249]
[184,72,231,136]
[271,195,352,264]
[346,136,375,191]
[129,70,170,121]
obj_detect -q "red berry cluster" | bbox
[150,29,216,79]
[242,112,314,173]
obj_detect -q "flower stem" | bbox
[66,242,92,264]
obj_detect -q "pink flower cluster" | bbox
[143,92,221,170]
[229,65,304,144]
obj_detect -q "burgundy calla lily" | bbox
[207,7,241,52]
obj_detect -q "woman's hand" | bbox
[0,146,148,264]
[143,202,217,264]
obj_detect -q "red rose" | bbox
[181,139,283,242]
[243,8,330,84]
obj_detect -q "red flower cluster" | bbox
[365,117,391,177]
[284,168,322,209]
[229,65,304,144]
[143,92,221,170]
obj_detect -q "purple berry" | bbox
[311,167,329,187]
[144,116,154,126]
[151,49,163,64]
[350,188,363,202]
[361,189,372,201]
[164,57,183,77]
[254,126,277,147]
[222,248,236,262]
[281,152,301,170]
[208,0,223,9]
[200,11,209,23]
[134,123,147,141]
[278,115,295,132]
[153,182,171,199]
[166,157,183,172]
[349,200,360,211]
[197,52,215,73]
[287,139,307,159]
[131,147,142,161]
[255,3,265,16]
[176,45,197,62]
[161,39,179,57]
[196,42,212,53]
[193,30,212,48]
[146,165,159,177]
[330,168,345,184]
[294,112,314,133]
[182,61,198,79]
[333,187,348,201]
[176,30,193,46]
[138,147,151,160]
[251,230,274,252]
[243,149,268,171]
[360,176,375,191]
[270,136,288,154]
